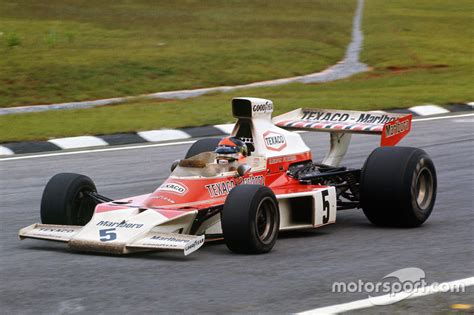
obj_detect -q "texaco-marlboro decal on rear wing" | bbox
[273,108,412,146]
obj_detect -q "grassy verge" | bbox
[0,0,355,107]
[1,0,473,143]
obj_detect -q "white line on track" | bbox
[296,276,474,315]
[1,112,473,162]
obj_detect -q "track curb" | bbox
[1,103,472,156]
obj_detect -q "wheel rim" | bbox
[415,167,434,210]
[255,197,276,244]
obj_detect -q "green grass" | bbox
[1,0,473,143]
[0,0,355,107]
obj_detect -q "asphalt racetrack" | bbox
[1,113,473,314]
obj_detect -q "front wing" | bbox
[19,224,204,255]
[19,207,205,255]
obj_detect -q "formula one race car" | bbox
[19,97,437,255]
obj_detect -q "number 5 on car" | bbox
[314,188,336,226]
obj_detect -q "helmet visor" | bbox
[215,145,240,154]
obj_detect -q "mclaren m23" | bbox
[19,98,437,256]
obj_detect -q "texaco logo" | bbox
[263,131,287,151]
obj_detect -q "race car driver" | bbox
[214,136,248,171]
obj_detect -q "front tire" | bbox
[360,147,437,227]
[221,185,280,254]
[41,173,98,225]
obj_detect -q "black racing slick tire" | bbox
[221,185,280,254]
[41,173,98,226]
[360,147,437,227]
[185,138,221,159]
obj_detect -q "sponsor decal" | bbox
[385,120,410,138]
[242,175,264,185]
[150,195,176,204]
[151,235,189,243]
[356,113,395,124]
[147,243,179,249]
[301,111,350,122]
[157,182,188,195]
[251,157,261,168]
[252,102,273,114]
[205,175,265,197]
[139,235,205,253]
[263,131,287,151]
[300,111,397,125]
[96,220,144,229]
[38,227,76,233]
[205,180,236,198]
[184,237,205,253]
[268,155,297,165]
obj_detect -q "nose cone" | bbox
[143,179,215,210]
[144,177,238,211]
[69,208,170,254]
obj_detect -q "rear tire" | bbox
[41,173,98,225]
[185,138,221,159]
[221,185,279,254]
[360,147,437,227]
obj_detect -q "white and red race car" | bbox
[19,97,437,255]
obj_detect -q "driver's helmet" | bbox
[215,136,248,164]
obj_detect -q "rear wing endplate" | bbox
[273,108,412,146]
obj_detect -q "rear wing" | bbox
[273,108,412,146]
